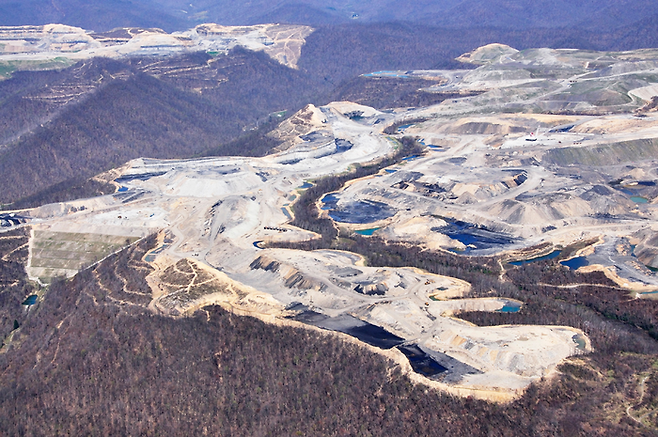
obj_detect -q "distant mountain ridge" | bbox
[2,0,658,33]
[2,17,658,207]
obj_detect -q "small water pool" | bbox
[354,228,380,236]
[384,169,398,174]
[320,193,396,224]
[144,243,171,262]
[631,196,649,204]
[299,182,313,189]
[117,186,129,192]
[281,208,292,220]
[560,256,589,270]
[498,304,521,313]
[320,193,338,210]
[397,344,447,377]
[363,71,411,79]
[22,295,38,306]
[572,334,587,351]
[509,250,562,265]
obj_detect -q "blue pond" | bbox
[498,304,521,313]
[631,196,649,204]
[572,334,587,351]
[560,256,589,270]
[354,228,379,236]
[117,186,129,192]
[509,250,562,266]
[22,295,38,306]
[363,71,410,79]
[281,208,292,220]
[385,169,398,174]
[320,193,338,210]
[144,243,170,262]
[299,182,313,189]
[617,187,635,195]
[402,155,420,162]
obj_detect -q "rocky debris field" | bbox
[5,44,658,400]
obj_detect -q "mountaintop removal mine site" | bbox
[5,42,658,401]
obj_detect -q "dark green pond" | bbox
[22,295,38,305]
[509,250,562,265]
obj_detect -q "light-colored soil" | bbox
[0,23,314,71]
[9,44,658,399]
[27,228,139,282]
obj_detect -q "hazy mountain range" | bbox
[2,0,658,32]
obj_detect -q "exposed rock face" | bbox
[456,43,519,65]
[250,254,327,291]
[632,229,658,269]
[152,258,281,316]
[249,254,281,272]
[0,23,313,69]
[267,104,330,152]
[353,282,388,295]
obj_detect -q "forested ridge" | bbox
[0,49,320,208]
[0,24,488,207]
[3,11,658,435]
[0,228,34,341]
[3,19,658,208]
[2,224,658,435]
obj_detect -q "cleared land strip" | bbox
[28,231,139,282]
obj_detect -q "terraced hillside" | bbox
[0,49,319,207]
[5,37,658,435]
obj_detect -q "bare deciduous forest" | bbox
[3,13,658,436]
[2,222,658,435]
[2,20,658,209]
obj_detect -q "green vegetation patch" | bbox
[30,231,139,275]
[0,58,75,80]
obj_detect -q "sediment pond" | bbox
[320,193,396,224]
[560,256,589,270]
[21,295,37,306]
[397,344,448,377]
[292,311,405,349]
[435,219,515,254]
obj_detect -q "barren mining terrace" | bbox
[8,43,658,401]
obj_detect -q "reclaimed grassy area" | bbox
[30,231,139,282]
